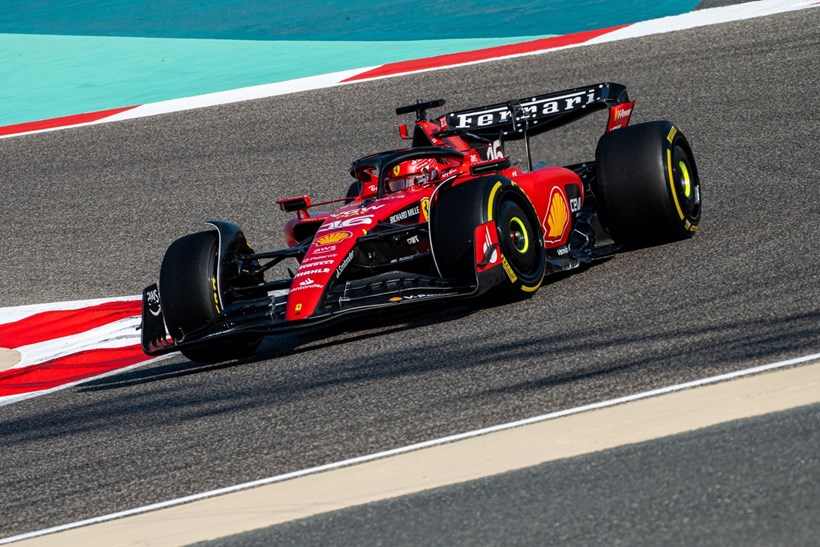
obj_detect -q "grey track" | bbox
[202,403,820,547]
[1,6,819,541]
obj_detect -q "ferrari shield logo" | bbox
[420,198,430,222]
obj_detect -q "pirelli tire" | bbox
[594,120,701,246]
[431,177,546,298]
[158,231,261,364]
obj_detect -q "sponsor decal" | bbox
[299,277,316,286]
[295,303,302,313]
[334,210,365,218]
[393,165,401,176]
[420,197,430,221]
[145,288,161,317]
[606,101,635,132]
[389,205,420,224]
[400,294,435,300]
[336,250,355,278]
[316,231,352,245]
[333,203,385,218]
[482,225,498,265]
[290,283,323,292]
[311,245,338,254]
[569,197,581,213]
[556,246,569,256]
[406,235,420,245]
[543,187,570,244]
[300,258,335,267]
[475,221,500,273]
[295,268,330,278]
[318,217,374,232]
[389,297,403,302]
[453,89,598,128]
[501,255,518,283]
[667,126,678,143]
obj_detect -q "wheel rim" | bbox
[509,216,529,254]
[672,145,700,219]
[497,199,541,278]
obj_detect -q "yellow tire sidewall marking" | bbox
[667,148,685,221]
[487,181,503,221]
[211,276,221,313]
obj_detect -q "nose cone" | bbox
[285,229,360,321]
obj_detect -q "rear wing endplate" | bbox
[440,82,631,140]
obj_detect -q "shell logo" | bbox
[316,231,352,245]
[544,188,569,244]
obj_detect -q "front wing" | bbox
[141,215,619,357]
[140,271,478,356]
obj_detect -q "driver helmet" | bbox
[387,158,439,192]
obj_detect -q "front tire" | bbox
[158,231,261,363]
[431,177,546,299]
[594,121,701,246]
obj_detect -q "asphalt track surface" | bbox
[1,5,819,543]
[203,404,820,546]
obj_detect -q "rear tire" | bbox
[594,121,701,246]
[158,231,261,363]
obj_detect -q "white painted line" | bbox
[3,351,818,545]
[1,0,816,139]
[0,296,150,406]
[0,354,175,408]
[10,316,142,369]
[104,68,375,122]
[334,0,819,82]
[587,0,818,44]
[0,295,139,326]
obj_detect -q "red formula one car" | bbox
[141,82,701,363]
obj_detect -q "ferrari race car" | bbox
[141,82,701,363]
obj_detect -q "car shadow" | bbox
[77,300,475,392]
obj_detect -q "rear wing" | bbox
[440,82,632,141]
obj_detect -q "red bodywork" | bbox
[279,119,587,322]
[140,83,640,357]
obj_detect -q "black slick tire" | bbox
[158,231,261,363]
[594,121,701,246]
[431,177,546,299]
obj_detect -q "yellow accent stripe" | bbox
[667,149,685,221]
[520,282,541,293]
[487,181,503,221]
[211,277,222,313]
[509,217,529,254]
